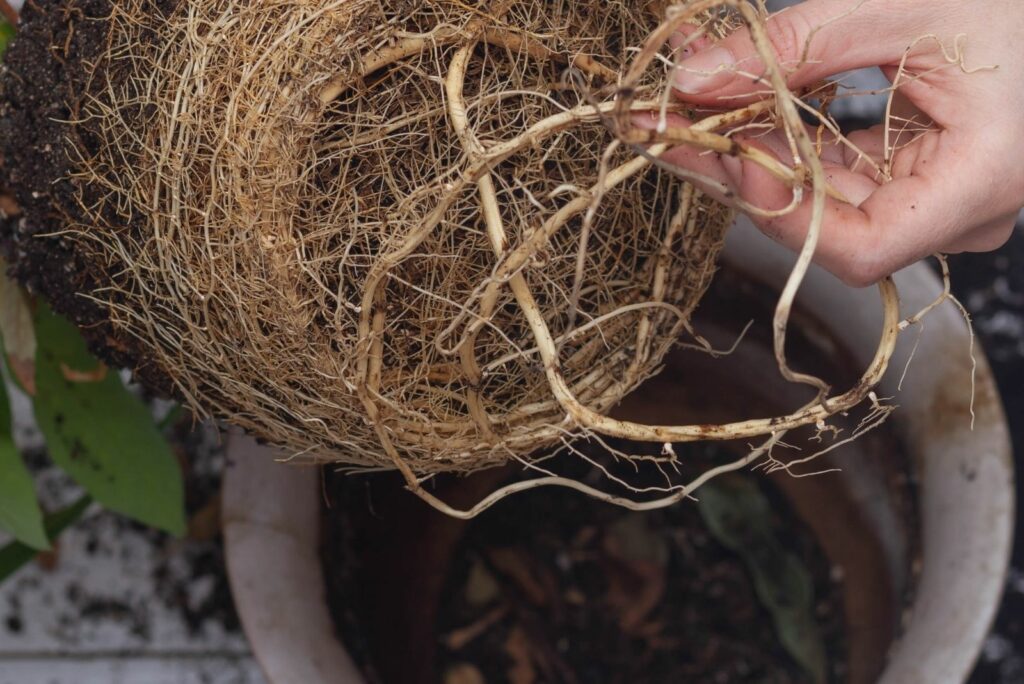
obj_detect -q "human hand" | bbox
[646,0,1024,286]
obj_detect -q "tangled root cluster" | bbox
[69,0,734,474]
[3,0,925,515]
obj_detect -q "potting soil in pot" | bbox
[321,449,848,684]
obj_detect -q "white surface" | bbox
[0,657,263,684]
[0,416,266,683]
[0,506,266,684]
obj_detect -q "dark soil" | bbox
[321,452,848,684]
[0,0,175,394]
[438,470,846,684]
[1,0,114,326]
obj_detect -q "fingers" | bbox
[735,159,955,286]
[652,127,880,283]
[670,0,921,106]
[650,121,991,286]
[704,137,891,284]
[842,125,889,179]
[645,2,1022,284]
[944,213,1018,253]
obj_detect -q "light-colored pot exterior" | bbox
[222,432,364,684]
[223,221,1013,684]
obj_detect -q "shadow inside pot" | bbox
[321,265,917,684]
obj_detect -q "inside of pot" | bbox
[320,265,919,684]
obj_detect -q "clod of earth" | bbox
[1,0,905,515]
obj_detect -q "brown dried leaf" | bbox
[564,587,586,605]
[487,547,550,606]
[603,514,669,633]
[0,264,36,394]
[504,626,536,684]
[0,194,20,218]
[444,604,509,651]
[59,362,109,384]
[6,356,35,396]
[187,493,222,542]
[604,557,666,634]
[443,663,486,684]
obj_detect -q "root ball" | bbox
[2,0,732,473]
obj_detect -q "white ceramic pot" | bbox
[223,221,1013,684]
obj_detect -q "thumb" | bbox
[672,0,913,105]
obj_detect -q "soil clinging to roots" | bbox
[5,0,731,474]
[3,0,912,515]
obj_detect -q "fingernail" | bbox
[673,46,735,94]
[721,153,743,186]
[630,111,657,130]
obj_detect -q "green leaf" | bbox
[157,402,184,431]
[0,381,48,550]
[0,494,91,583]
[698,476,828,684]
[32,305,185,536]
[0,20,13,60]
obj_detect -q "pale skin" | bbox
[643,0,1024,287]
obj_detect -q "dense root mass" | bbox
[2,0,919,517]
[4,0,732,472]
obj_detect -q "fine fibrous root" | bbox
[35,0,910,516]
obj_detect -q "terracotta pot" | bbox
[223,221,1013,684]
